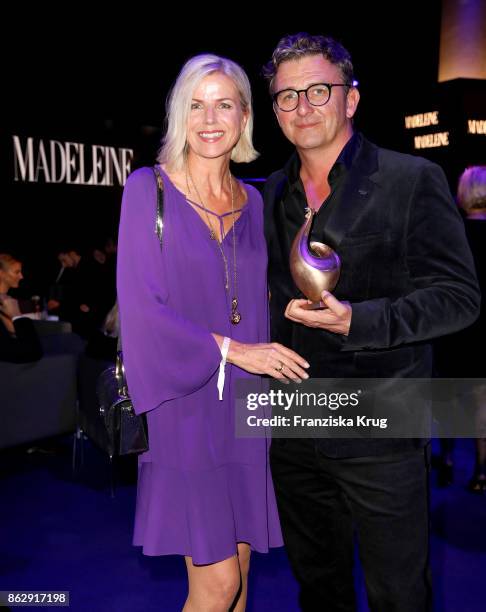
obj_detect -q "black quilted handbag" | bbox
[97,352,149,456]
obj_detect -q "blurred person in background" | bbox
[47,246,106,338]
[435,166,486,492]
[0,253,42,363]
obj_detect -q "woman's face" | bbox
[186,72,248,162]
[0,261,23,290]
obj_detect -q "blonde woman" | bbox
[0,254,42,362]
[117,55,309,611]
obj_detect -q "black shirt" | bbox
[281,131,362,252]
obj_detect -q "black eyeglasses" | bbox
[272,82,351,112]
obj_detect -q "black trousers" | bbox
[270,438,432,612]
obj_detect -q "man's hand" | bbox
[285,290,352,335]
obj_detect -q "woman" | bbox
[117,55,309,611]
[0,254,42,363]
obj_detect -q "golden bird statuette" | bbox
[289,207,341,309]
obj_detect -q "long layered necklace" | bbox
[186,166,241,325]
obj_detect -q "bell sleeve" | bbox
[117,168,221,415]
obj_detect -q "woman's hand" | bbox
[223,338,310,383]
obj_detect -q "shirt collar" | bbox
[284,131,362,193]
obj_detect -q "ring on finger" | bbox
[275,361,284,373]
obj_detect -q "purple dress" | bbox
[117,166,283,564]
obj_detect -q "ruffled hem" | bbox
[133,461,283,565]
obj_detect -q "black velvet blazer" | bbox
[264,135,480,456]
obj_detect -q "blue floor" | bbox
[1,437,484,611]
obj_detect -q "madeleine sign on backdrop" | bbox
[12,135,134,187]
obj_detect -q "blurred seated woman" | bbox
[458,167,486,492]
[435,167,486,491]
[0,254,42,363]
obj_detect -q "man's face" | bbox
[272,55,359,153]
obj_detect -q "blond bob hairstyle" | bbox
[157,54,259,172]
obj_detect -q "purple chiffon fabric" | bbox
[117,166,283,564]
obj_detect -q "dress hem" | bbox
[132,540,284,565]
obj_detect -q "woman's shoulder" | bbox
[120,167,161,225]
[122,167,165,210]
[125,166,157,190]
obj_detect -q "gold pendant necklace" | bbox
[186,165,241,325]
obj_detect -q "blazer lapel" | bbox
[315,139,380,250]
[266,137,380,261]
[318,173,377,250]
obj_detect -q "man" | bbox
[263,33,480,611]
[48,247,105,338]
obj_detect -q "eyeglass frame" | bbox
[272,82,352,112]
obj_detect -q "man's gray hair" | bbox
[263,32,355,94]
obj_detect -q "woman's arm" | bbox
[117,169,223,415]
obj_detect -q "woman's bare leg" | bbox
[182,543,252,612]
[183,554,240,612]
[232,543,251,612]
